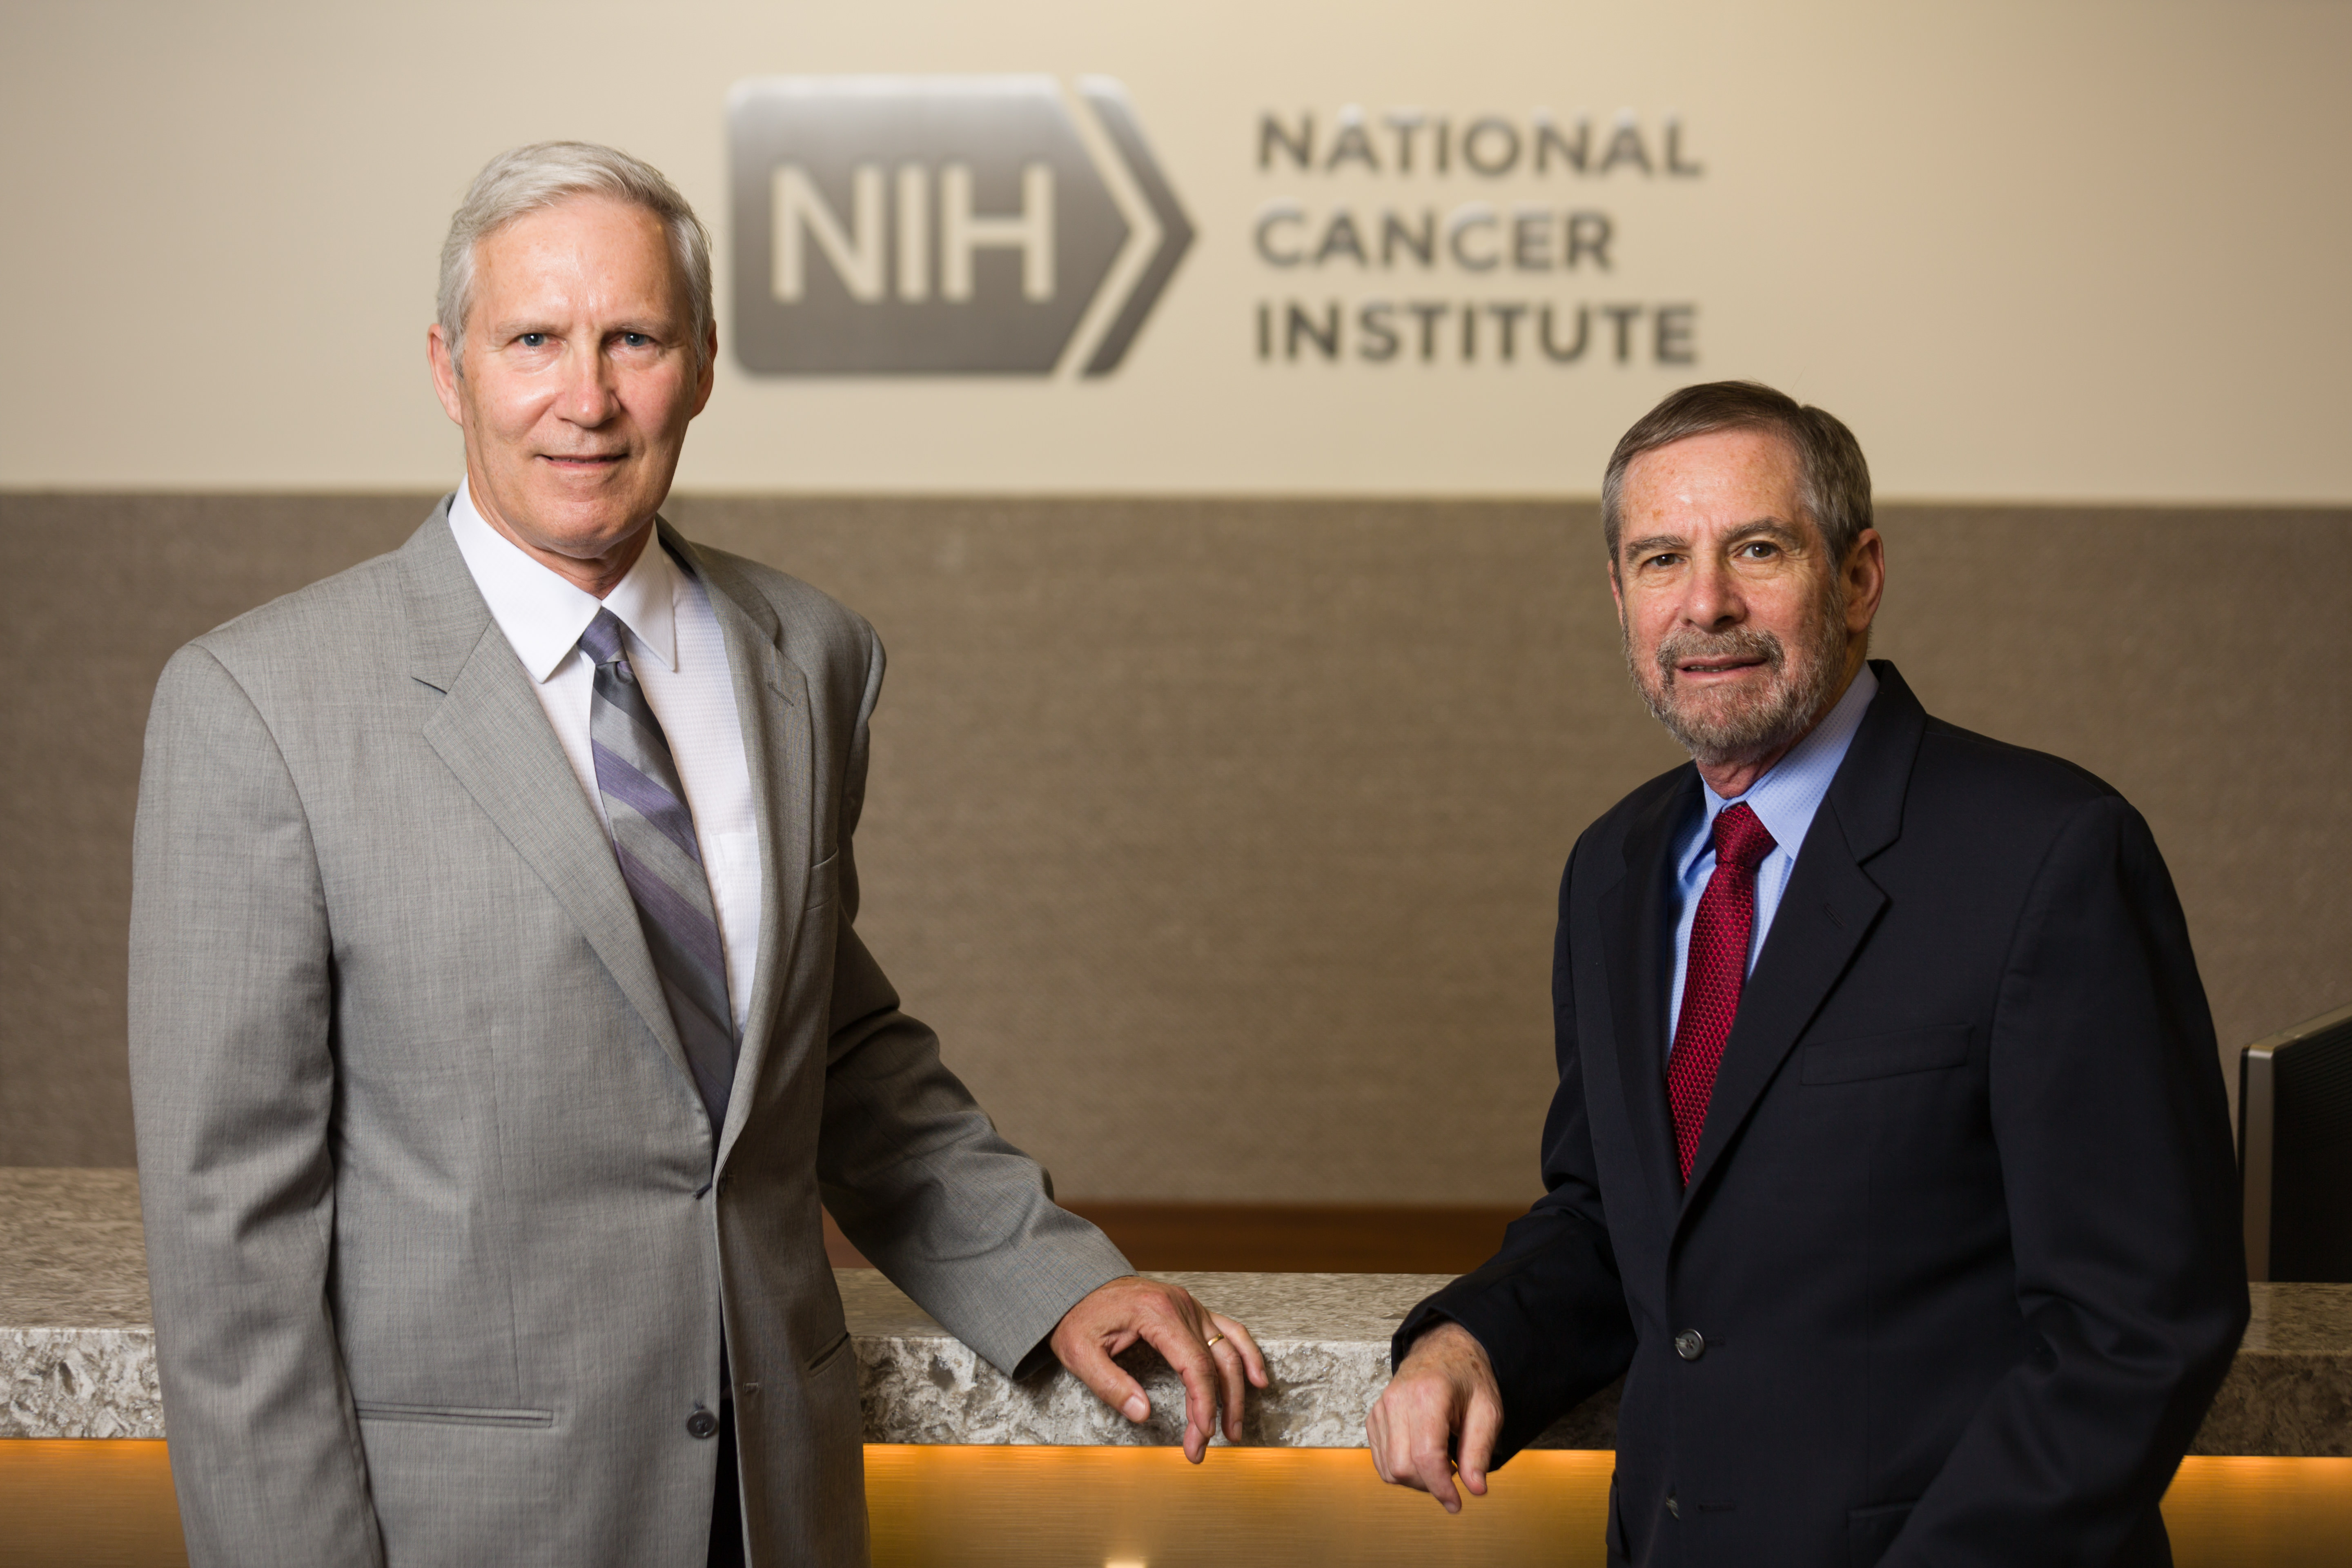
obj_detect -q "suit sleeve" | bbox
[127,646,383,1568]
[1889,795,2248,1567]
[1394,840,1641,1463]
[812,624,1132,1377]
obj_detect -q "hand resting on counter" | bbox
[1051,1275,1270,1463]
[1365,1320,1504,1513]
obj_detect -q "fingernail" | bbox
[1124,1394,1149,1421]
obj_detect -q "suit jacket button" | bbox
[1673,1329,1706,1361]
[686,1408,720,1439]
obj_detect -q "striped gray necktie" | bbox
[579,608,738,1133]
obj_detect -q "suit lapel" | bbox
[1677,662,1926,1209]
[664,527,815,1167]
[1599,770,1699,1221]
[398,508,699,1098]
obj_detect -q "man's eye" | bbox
[621,332,650,347]
[518,332,547,348]
[1738,541,1778,559]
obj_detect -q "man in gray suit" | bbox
[129,142,1265,1568]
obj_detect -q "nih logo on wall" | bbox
[728,76,1193,377]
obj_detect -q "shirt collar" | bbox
[447,478,679,682]
[1676,663,1880,880]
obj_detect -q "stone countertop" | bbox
[7,1169,2347,1456]
[839,1267,1624,1450]
[2,1168,158,1439]
[1,1168,149,1329]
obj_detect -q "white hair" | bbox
[437,141,713,374]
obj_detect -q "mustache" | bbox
[1653,626,1786,682]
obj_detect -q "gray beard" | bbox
[1627,584,1853,771]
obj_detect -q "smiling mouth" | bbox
[1653,627,1785,688]
[541,452,627,467]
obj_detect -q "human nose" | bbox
[1681,551,1744,630]
[555,341,621,426]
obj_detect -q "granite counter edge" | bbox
[7,1321,2342,1455]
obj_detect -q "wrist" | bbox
[1404,1319,1488,1370]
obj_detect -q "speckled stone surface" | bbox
[4,1328,163,1438]
[4,1169,2345,1454]
[2190,1282,2352,1457]
[844,1269,1619,1449]
[2,1169,161,1438]
[0,1168,151,1327]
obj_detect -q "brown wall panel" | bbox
[3,494,2343,1204]
[0,497,430,1168]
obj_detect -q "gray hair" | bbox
[437,141,713,374]
[1601,381,1874,566]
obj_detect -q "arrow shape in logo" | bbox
[728,76,1192,378]
[1076,77,1194,378]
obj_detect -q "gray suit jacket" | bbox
[129,500,1131,1567]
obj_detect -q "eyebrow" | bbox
[1621,518,1806,561]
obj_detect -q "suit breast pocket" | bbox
[1801,1025,1971,1085]
[804,849,839,910]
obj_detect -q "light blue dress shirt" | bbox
[1665,665,1880,1049]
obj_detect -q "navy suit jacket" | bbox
[1399,662,2247,1568]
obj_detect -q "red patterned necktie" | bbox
[1666,802,1778,1185]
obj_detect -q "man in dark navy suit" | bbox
[1365,382,2247,1566]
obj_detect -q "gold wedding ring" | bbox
[1203,1332,1225,1350]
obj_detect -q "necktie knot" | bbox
[1712,802,1777,874]
[579,608,628,670]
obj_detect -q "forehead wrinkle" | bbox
[474,203,684,324]
[482,265,673,321]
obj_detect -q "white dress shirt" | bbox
[1665,664,1879,1047]
[448,481,763,1034]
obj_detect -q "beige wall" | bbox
[4,2,2345,1186]
[4,0,2349,500]
[5,494,2344,1198]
